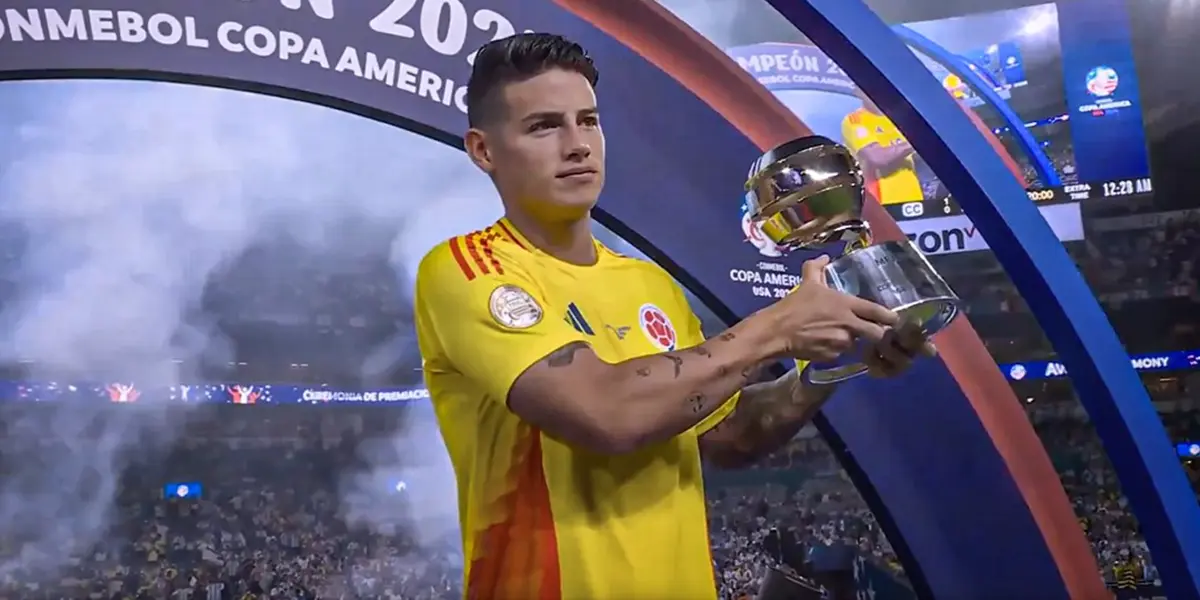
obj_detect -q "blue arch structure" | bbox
[763,0,1200,597]
[891,25,1061,188]
[0,0,1160,597]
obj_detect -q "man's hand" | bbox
[700,257,934,468]
[863,319,937,378]
[777,255,935,377]
[768,255,900,362]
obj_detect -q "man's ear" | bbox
[464,128,493,174]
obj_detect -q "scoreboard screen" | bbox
[728,0,1153,257]
[890,0,1154,223]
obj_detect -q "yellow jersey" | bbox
[840,108,923,205]
[414,217,735,600]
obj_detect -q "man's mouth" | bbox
[557,167,597,179]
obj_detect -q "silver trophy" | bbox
[743,135,960,385]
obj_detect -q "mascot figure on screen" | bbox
[841,87,950,206]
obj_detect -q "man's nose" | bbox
[562,127,592,160]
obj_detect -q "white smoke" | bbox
[0,79,498,581]
[336,403,460,548]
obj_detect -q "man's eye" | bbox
[530,122,555,132]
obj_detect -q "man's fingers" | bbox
[863,350,889,378]
[891,319,938,358]
[843,317,888,344]
[800,255,831,285]
[877,329,913,364]
[864,346,904,378]
[846,297,901,328]
[895,320,926,352]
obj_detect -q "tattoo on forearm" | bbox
[636,367,651,377]
[718,332,735,341]
[742,376,814,436]
[701,372,820,466]
[545,342,587,367]
[662,354,684,378]
[688,346,712,358]
[687,393,705,413]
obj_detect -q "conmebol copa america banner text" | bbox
[725,42,857,95]
[0,2,572,137]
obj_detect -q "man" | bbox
[414,33,934,599]
[840,89,927,206]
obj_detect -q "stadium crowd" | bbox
[997,125,1078,189]
[0,405,463,600]
[0,390,1194,600]
[937,206,1200,364]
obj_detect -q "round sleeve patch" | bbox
[488,284,543,329]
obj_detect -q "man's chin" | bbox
[545,194,600,217]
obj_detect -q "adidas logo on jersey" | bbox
[564,303,595,336]
[606,324,631,339]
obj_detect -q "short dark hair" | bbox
[465,33,599,128]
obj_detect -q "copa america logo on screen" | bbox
[1085,66,1119,98]
[1008,364,1027,381]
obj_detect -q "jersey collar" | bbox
[495,217,533,252]
[496,217,611,266]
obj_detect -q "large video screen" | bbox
[728,0,1152,257]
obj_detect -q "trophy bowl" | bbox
[744,136,960,385]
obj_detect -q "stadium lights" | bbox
[1020,12,1055,37]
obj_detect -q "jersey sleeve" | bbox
[841,112,876,154]
[415,238,589,406]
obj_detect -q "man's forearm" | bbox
[513,306,791,455]
[598,312,786,451]
[699,367,837,468]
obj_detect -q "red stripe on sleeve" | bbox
[479,234,505,275]
[465,233,491,275]
[448,237,476,281]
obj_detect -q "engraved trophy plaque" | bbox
[743,135,960,385]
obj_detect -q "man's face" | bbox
[469,69,605,220]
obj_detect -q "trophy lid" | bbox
[743,136,868,249]
[745,135,840,190]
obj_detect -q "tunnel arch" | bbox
[0,1,1150,597]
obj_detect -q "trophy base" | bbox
[801,241,960,386]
